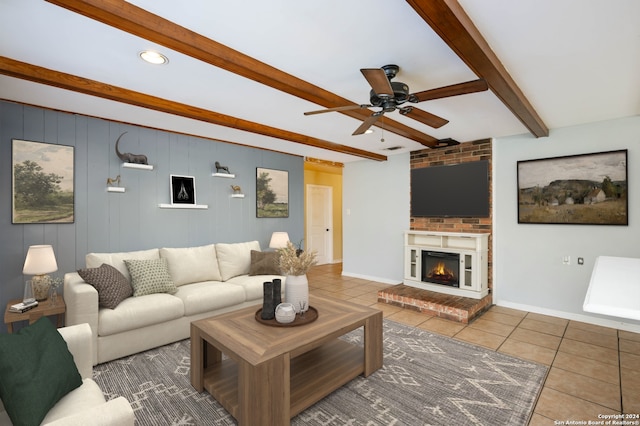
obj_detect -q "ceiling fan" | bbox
[304,64,489,135]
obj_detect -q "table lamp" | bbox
[23,244,58,301]
[269,232,290,249]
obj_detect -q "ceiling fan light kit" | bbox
[304,64,489,137]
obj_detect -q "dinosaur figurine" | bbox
[215,161,231,174]
[115,132,148,165]
[230,185,242,194]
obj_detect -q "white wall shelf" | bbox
[122,162,153,170]
[404,231,489,299]
[158,203,208,209]
[107,187,125,193]
[212,173,235,178]
[230,194,245,198]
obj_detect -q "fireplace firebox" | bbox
[405,231,488,299]
[422,251,460,287]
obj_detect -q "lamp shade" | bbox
[269,232,290,249]
[23,245,58,275]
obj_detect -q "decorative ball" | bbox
[275,303,296,324]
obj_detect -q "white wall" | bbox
[493,116,640,331]
[342,153,410,284]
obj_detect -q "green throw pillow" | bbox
[124,258,177,296]
[0,317,82,426]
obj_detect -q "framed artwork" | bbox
[170,175,196,205]
[12,139,75,224]
[517,150,627,225]
[256,167,289,218]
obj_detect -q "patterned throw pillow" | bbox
[249,250,281,275]
[124,258,177,297]
[78,263,133,309]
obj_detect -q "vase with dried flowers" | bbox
[277,241,317,313]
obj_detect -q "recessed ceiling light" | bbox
[139,50,169,65]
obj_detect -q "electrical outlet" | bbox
[562,256,571,265]
[578,257,584,265]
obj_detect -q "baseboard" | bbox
[341,270,400,285]
[495,299,640,333]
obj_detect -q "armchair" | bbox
[0,323,134,425]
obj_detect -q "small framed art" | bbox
[170,175,196,205]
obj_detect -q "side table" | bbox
[4,296,66,333]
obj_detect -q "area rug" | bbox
[93,320,547,425]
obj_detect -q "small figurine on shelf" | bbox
[115,132,149,165]
[215,161,231,174]
[230,185,242,194]
[106,175,121,187]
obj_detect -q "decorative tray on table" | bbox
[255,306,318,327]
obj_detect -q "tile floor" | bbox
[307,263,640,425]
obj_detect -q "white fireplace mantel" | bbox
[404,231,489,299]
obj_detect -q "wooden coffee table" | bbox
[190,294,383,425]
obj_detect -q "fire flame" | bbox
[427,261,456,281]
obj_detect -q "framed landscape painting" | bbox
[517,150,627,225]
[256,167,289,218]
[12,139,75,224]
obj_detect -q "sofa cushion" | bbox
[227,274,285,301]
[77,263,133,309]
[216,241,261,281]
[249,250,281,276]
[124,258,178,297]
[86,248,159,282]
[173,281,247,316]
[98,293,184,336]
[0,317,82,426]
[160,244,222,286]
[41,378,106,424]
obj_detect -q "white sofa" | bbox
[0,323,135,426]
[64,241,284,365]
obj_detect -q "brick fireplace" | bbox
[377,139,493,323]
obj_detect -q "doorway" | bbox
[306,184,333,265]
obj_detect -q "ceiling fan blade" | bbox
[352,112,383,135]
[399,107,449,128]
[304,104,372,116]
[411,79,489,102]
[361,68,394,97]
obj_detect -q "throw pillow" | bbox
[124,258,177,297]
[0,317,82,426]
[78,263,133,309]
[249,250,281,275]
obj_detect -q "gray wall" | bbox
[493,116,640,331]
[342,153,410,284]
[0,101,303,332]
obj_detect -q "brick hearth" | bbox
[377,284,492,324]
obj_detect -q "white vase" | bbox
[284,274,309,313]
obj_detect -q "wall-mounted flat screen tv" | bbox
[411,160,490,217]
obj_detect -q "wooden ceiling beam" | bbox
[0,56,386,161]
[406,0,549,137]
[45,0,439,147]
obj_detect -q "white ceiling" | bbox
[1,0,638,163]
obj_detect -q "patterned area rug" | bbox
[93,320,547,425]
